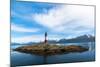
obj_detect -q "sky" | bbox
[11,0,95,43]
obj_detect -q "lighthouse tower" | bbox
[44,32,47,44]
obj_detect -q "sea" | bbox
[11,42,95,66]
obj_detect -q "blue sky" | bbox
[11,0,95,43]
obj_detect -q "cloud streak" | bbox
[11,23,39,33]
[12,35,44,43]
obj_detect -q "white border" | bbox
[0,0,10,67]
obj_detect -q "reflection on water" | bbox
[11,42,95,66]
[11,51,44,66]
[47,50,95,63]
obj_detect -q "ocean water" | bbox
[11,42,95,66]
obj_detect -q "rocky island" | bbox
[13,43,88,56]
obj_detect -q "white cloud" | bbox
[32,5,94,34]
[11,10,32,21]
[11,23,39,33]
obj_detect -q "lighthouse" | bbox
[44,32,47,44]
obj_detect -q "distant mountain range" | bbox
[12,35,95,45]
[11,43,21,45]
[11,42,37,45]
[58,35,95,43]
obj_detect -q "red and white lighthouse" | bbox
[44,32,47,44]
